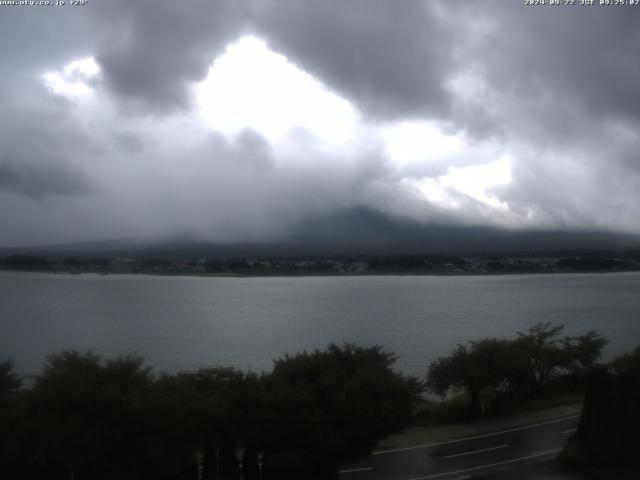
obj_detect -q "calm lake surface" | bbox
[1,271,639,377]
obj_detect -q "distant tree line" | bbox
[2,252,640,275]
[0,344,422,480]
[426,323,607,417]
[0,255,50,271]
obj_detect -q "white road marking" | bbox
[373,414,580,455]
[406,448,562,480]
[443,444,508,459]
[338,467,373,474]
[562,428,577,434]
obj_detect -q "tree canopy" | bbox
[263,344,422,477]
[427,339,513,414]
[0,344,422,480]
[427,323,607,415]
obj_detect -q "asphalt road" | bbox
[338,414,580,480]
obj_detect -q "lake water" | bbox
[1,271,639,378]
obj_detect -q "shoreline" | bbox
[1,269,640,279]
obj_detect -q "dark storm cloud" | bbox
[254,0,455,119]
[458,2,640,144]
[0,157,91,199]
[92,0,249,113]
[0,78,99,204]
[450,3,640,232]
[483,4,640,123]
[0,106,92,205]
[68,0,640,134]
[0,6,96,74]
[87,1,456,120]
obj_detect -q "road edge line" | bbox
[406,448,561,480]
[373,414,580,455]
[443,443,509,459]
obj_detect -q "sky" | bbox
[0,0,639,247]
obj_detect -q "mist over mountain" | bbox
[287,208,640,256]
[3,208,639,260]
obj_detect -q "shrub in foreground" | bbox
[0,344,422,480]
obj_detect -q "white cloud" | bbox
[440,154,512,209]
[382,120,464,167]
[42,57,101,98]
[396,155,514,227]
[194,36,360,147]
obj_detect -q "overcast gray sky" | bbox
[1,0,638,247]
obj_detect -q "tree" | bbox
[0,360,21,400]
[612,345,640,372]
[427,339,513,414]
[0,361,22,478]
[24,351,158,480]
[180,369,269,480]
[262,344,423,479]
[513,323,606,398]
[427,324,608,415]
